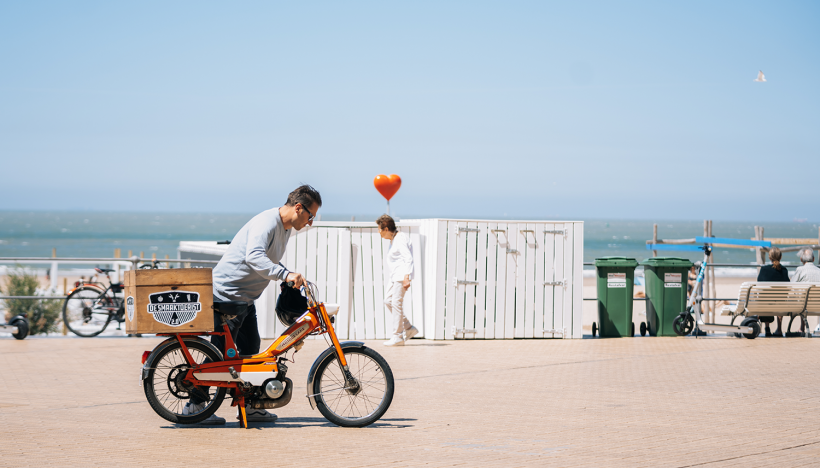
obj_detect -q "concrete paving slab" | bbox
[1,335,818,467]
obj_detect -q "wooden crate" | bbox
[124,268,214,334]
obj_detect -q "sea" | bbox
[0,211,817,275]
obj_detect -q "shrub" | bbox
[2,267,62,335]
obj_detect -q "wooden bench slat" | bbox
[727,282,820,317]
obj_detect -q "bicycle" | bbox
[140,280,395,428]
[62,267,127,337]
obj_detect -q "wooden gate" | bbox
[412,219,584,339]
[180,218,583,340]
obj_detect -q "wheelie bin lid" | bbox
[594,257,639,268]
[640,257,694,268]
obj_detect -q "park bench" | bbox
[721,282,820,337]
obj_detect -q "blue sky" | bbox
[1,1,817,221]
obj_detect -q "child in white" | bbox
[377,215,419,346]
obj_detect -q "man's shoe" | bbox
[404,326,419,341]
[384,335,405,346]
[183,402,226,425]
[241,407,278,423]
[771,329,783,337]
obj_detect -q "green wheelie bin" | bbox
[594,257,639,337]
[640,257,694,337]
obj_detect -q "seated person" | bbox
[792,248,820,334]
[687,266,698,295]
[756,247,790,336]
[793,248,820,282]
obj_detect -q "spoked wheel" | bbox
[63,286,113,337]
[313,346,394,428]
[673,313,694,336]
[143,339,227,424]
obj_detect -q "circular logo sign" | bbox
[126,296,135,322]
[226,348,237,358]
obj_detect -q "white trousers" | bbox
[384,281,412,337]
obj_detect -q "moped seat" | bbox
[213,300,248,317]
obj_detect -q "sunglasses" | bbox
[301,204,315,222]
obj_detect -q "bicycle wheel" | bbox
[143,339,227,424]
[313,346,394,428]
[63,286,113,337]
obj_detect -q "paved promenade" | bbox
[1,334,819,467]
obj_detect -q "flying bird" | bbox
[754,70,766,82]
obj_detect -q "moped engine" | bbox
[264,379,285,399]
[250,377,293,410]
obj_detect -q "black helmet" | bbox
[276,283,308,327]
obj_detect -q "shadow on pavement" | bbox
[164,417,416,430]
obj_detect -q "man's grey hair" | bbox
[797,247,815,264]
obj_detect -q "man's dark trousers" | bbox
[190,304,260,405]
[211,303,261,356]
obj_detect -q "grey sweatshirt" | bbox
[212,208,292,303]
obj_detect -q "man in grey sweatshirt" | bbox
[185,184,321,425]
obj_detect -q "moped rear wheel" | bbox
[143,339,227,424]
[313,346,394,428]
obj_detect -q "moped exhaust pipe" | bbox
[250,378,293,410]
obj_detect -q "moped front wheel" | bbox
[313,346,394,428]
[143,339,227,424]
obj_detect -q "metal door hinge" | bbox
[544,229,567,240]
[544,278,567,289]
[452,278,479,287]
[452,327,477,336]
[453,226,480,235]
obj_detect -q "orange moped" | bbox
[140,281,394,428]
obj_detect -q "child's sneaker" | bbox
[383,335,405,346]
[404,326,419,340]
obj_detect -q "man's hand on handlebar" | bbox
[286,272,305,288]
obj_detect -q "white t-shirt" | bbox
[386,231,414,283]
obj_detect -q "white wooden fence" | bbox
[180,219,584,340]
[411,219,584,340]
[253,222,424,341]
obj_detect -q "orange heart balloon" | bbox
[374,174,402,201]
